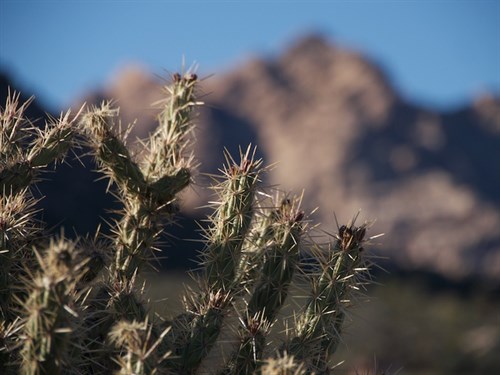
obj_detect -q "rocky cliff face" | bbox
[3,35,500,280]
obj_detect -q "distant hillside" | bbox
[206,36,500,281]
[2,35,500,281]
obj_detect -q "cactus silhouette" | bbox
[0,72,377,374]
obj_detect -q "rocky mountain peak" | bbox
[3,34,499,281]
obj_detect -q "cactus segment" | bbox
[223,196,304,374]
[285,222,368,373]
[204,146,262,294]
[20,238,87,375]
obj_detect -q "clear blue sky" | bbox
[1,0,499,112]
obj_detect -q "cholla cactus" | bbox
[203,146,263,294]
[1,91,80,195]
[81,73,198,283]
[0,190,39,322]
[1,93,81,373]
[284,218,372,374]
[1,91,81,317]
[77,72,201,373]
[163,147,263,373]
[20,237,88,375]
[0,71,378,375]
[222,196,305,374]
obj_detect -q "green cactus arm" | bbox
[83,75,198,282]
[20,238,88,375]
[142,72,199,183]
[148,167,191,205]
[222,197,304,374]
[302,225,366,340]
[81,103,148,197]
[179,291,228,373]
[163,148,262,373]
[111,75,198,280]
[204,147,262,294]
[1,95,80,195]
[285,223,368,373]
[0,91,33,163]
[78,76,201,371]
[162,289,230,373]
[219,314,268,375]
[246,198,304,323]
[28,108,81,168]
[0,190,40,323]
[113,196,162,282]
[0,161,34,196]
[234,203,277,292]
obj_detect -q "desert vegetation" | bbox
[0,72,377,374]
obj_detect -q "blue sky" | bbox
[1,0,499,112]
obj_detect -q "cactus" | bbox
[221,196,305,374]
[259,353,307,375]
[203,147,262,294]
[108,319,171,375]
[0,71,378,374]
[1,91,80,196]
[163,147,262,373]
[283,218,371,374]
[20,237,88,375]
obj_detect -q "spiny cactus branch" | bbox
[204,146,263,294]
[81,103,148,197]
[108,318,171,375]
[222,195,305,374]
[143,72,200,182]
[1,93,81,196]
[20,238,89,375]
[285,220,370,373]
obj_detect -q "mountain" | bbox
[204,36,500,281]
[2,35,500,281]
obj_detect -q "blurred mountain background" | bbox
[1,1,499,373]
[3,34,499,283]
[2,33,499,374]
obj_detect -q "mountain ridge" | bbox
[2,34,499,281]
